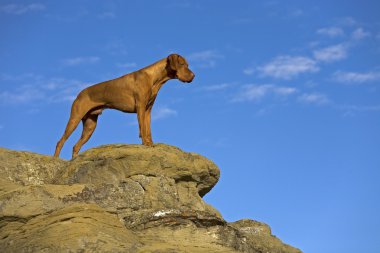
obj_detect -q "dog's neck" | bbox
[143,58,174,94]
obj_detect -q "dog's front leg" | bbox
[137,107,144,140]
[144,107,153,145]
[137,107,153,146]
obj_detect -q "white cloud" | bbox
[243,67,255,75]
[338,104,380,112]
[0,89,45,104]
[98,12,116,19]
[63,56,100,66]
[201,83,232,91]
[232,84,297,102]
[290,9,305,17]
[257,56,319,79]
[298,93,330,105]
[117,62,137,69]
[104,39,129,55]
[313,44,347,62]
[316,27,344,37]
[188,50,223,68]
[337,104,380,116]
[351,28,370,40]
[0,73,89,105]
[333,70,380,83]
[0,73,43,82]
[337,17,357,26]
[152,107,177,120]
[0,3,45,15]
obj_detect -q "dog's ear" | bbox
[167,54,179,71]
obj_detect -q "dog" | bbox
[54,54,195,158]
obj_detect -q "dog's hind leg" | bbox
[72,113,99,158]
[54,98,92,157]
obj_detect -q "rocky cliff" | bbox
[0,144,301,253]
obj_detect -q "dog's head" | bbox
[167,54,195,83]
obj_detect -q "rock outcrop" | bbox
[0,144,301,253]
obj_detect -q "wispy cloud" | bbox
[0,89,45,104]
[336,16,357,27]
[313,44,347,62]
[232,84,297,102]
[351,27,371,40]
[256,56,319,79]
[288,8,305,18]
[188,50,224,68]
[97,11,116,19]
[200,83,233,91]
[116,62,137,69]
[104,39,129,55]
[298,93,330,105]
[62,56,100,66]
[333,70,380,83]
[0,73,90,105]
[152,107,177,120]
[243,67,255,75]
[316,27,345,37]
[337,104,380,117]
[338,104,380,112]
[0,3,45,15]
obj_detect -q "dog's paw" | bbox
[142,140,154,147]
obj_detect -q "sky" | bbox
[1,0,380,252]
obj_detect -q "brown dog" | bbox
[54,54,195,158]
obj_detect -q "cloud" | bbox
[337,17,357,26]
[0,89,45,104]
[98,12,116,19]
[256,56,319,79]
[337,104,380,117]
[298,93,330,105]
[152,107,177,120]
[0,73,90,105]
[338,104,380,112]
[313,44,347,62]
[188,50,224,68]
[316,27,345,37]
[351,28,371,40]
[63,56,100,66]
[0,3,45,15]
[289,8,305,17]
[333,70,380,83]
[243,67,255,75]
[200,83,233,91]
[104,39,129,55]
[117,62,137,69]
[232,84,297,102]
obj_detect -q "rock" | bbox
[0,147,67,186]
[0,144,302,253]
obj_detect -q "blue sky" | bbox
[1,1,380,252]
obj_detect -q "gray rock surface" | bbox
[0,144,302,253]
